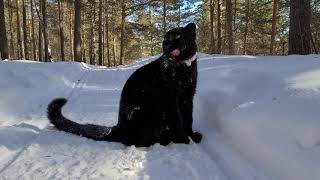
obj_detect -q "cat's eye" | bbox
[175,35,181,39]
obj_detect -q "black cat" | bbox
[47,23,202,147]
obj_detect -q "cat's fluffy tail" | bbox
[47,98,120,142]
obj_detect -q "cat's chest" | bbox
[163,65,195,90]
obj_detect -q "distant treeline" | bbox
[0,0,319,65]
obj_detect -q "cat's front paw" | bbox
[191,132,202,143]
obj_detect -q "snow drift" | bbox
[0,54,320,180]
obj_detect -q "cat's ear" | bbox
[185,23,196,36]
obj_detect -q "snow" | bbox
[0,54,320,180]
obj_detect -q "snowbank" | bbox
[0,54,320,180]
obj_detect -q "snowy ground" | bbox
[0,54,320,180]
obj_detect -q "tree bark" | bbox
[217,0,222,54]
[234,0,237,34]
[288,0,311,55]
[113,30,116,66]
[209,0,215,54]
[69,8,73,61]
[38,0,42,61]
[89,0,95,65]
[225,0,234,54]
[8,0,15,58]
[311,32,318,54]
[41,0,49,61]
[0,0,9,59]
[98,0,103,65]
[22,0,28,59]
[16,0,23,59]
[149,6,154,56]
[82,6,86,63]
[119,0,125,65]
[105,0,110,66]
[74,0,82,62]
[270,0,278,55]
[111,4,116,66]
[31,0,36,60]
[243,0,250,55]
[58,0,65,61]
[163,0,166,36]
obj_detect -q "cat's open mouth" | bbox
[170,49,180,59]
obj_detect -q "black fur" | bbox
[47,23,202,147]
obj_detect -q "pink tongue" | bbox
[170,49,180,58]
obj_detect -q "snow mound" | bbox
[1,54,320,180]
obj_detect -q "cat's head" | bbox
[163,23,197,62]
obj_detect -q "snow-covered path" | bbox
[1,54,320,180]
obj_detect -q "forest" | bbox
[0,0,319,66]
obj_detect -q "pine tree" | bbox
[42,0,49,61]
[0,0,8,59]
[119,0,126,65]
[289,0,311,55]
[16,0,23,59]
[105,0,110,66]
[8,0,15,58]
[243,0,250,55]
[89,0,95,65]
[98,0,103,65]
[270,0,278,55]
[58,0,65,61]
[74,0,82,62]
[217,0,222,54]
[209,0,215,53]
[31,0,36,60]
[22,0,29,59]
[225,0,234,54]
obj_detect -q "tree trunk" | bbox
[98,0,103,65]
[58,0,65,61]
[225,0,234,55]
[243,0,250,55]
[149,6,154,56]
[178,2,181,26]
[41,0,49,61]
[89,0,95,65]
[69,8,73,61]
[0,0,8,59]
[31,0,36,60]
[16,0,23,59]
[282,41,286,55]
[288,0,311,55]
[105,0,110,66]
[217,0,222,54]
[8,0,15,58]
[22,0,28,59]
[113,31,116,66]
[209,0,215,54]
[111,4,116,66]
[82,7,86,63]
[311,32,318,54]
[74,0,82,62]
[119,0,125,65]
[163,0,166,36]
[234,0,236,34]
[270,0,278,55]
[38,0,42,61]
